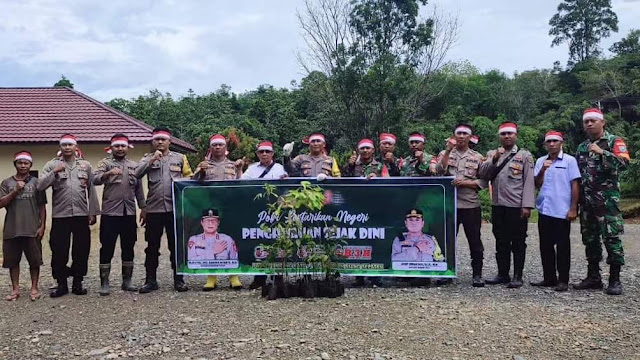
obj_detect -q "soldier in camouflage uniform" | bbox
[574,108,630,295]
[378,133,403,176]
[400,132,434,177]
[284,133,341,178]
[193,134,244,291]
[343,138,389,178]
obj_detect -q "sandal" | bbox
[5,293,20,301]
[30,292,41,301]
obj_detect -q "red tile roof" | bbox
[0,87,195,152]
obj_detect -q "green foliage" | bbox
[53,75,74,88]
[610,29,640,55]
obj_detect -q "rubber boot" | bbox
[99,264,111,296]
[174,274,188,292]
[486,253,510,285]
[50,278,69,298]
[203,275,217,291]
[72,277,87,295]
[230,275,243,290]
[121,262,137,292]
[249,276,266,290]
[605,264,622,295]
[139,271,158,294]
[507,254,525,288]
[573,262,603,290]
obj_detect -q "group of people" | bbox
[1,107,630,300]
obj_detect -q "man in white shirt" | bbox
[241,141,287,180]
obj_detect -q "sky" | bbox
[0,0,639,101]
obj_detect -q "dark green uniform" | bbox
[576,131,630,265]
[343,158,387,177]
[400,154,433,177]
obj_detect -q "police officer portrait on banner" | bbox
[187,209,238,269]
[391,209,445,271]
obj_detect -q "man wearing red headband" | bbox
[378,133,403,176]
[93,134,146,295]
[284,133,341,179]
[39,134,100,297]
[531,131,580,292]
[1,151,47,301]
[193,133,244,291]
[574,108,630,295]
[400,132,433,177]
[344,138,389,178]
[436,124,488,287]
[481,122,535,289]
[135,127,194,293]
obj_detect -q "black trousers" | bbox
[50,216,91,280]
[538,214,571,283]
[144,212,176,273]
[99,215,137,264]
[457,207,484,275]
[491,206,528,276]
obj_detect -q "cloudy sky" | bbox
[1,0,638,101]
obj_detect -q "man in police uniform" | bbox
[283,133,341,178]
[1,151,47,301]
[378,133,403,177]
[436,124,488,287]
[93,134,146,295]
[38,134,100,297]
[400,133,434,177]
[574,108,630,295]
[391,209,445,262]
[193,133,244,290]
[187,209,238,262]
[343,138,389,178]
[481,122,535,288]
[135,127,193,293]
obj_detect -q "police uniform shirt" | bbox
[38,158,101,218]
[391,233,444,262]
[241,162,287,179]
[288,154,341,177]
[93,156,146,216]
[134,151,193,213]
[194,158,238,181]
[482,145,535,208]
[187,233,238,260]
[0,176,47,239]
[435,148,488,209]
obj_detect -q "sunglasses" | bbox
[257,150,273,154]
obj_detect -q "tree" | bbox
[53,75,74,88]
[549,0,618,64]
[610,29,640,55]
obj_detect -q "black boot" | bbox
[99,264,110,296]
[353,277,366,287]
[573,262,603,290]
[507,255,525,289]
[472,259,484,287]
[139,271,158,294]
[72,277,87,295]
[50,278,69,298]
[485,274,510,285]
[507,272,523,288]
[605,264,622,295]
[121,262,138,292]
[173,274,188,292]
[249,275,267,290]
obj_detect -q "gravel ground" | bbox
[1,223,639,360]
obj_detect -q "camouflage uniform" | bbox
[378,155,403,177]
[343,158,387,177]
[576,131,630,266]
[400,154,433,177]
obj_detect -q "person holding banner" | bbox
[93,134,146,295]
[241,141,287,289]
[135,127,193,293]
[481,122,535,289]
[193,134,244,291]
[1,151,47,301]
[39,134,100,297]
[400,133,433,177]
[283,132,341,179]
[531,131,580,292]
[378,133,403,177]
[343,138,389,178]
[436,124,488,287]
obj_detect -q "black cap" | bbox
[405,208,423,219]
[201,209,219,219]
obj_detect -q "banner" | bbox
[174,177,456,277]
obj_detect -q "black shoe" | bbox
[485,275,510,285]
[605,281,623,295]
[174,275,189,292]
[139,281,159,294]
[50,279,69,298]
[409,278,431,287]
[72,278,87,295]
[554,282,568,292]
[573,277,603,290]
[530,279,557,287]
[472,275,485,287]
[249,276,266,290]
[353,277,366,287]
[507,277,523,288]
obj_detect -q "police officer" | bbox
[481,122,535,288]
[135,127,193,293]
[343,139,389,178]
[187,209,238,262]
[193,133,244,291]
[400,133,433,176]
[574,108,630,295]
[93,134,146,295]
[284,133,341,178]
[436,124,488,287]
[378,133,403,176]
[38,134,100,297]
[391,209,445,262]
[1,151,47,301]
